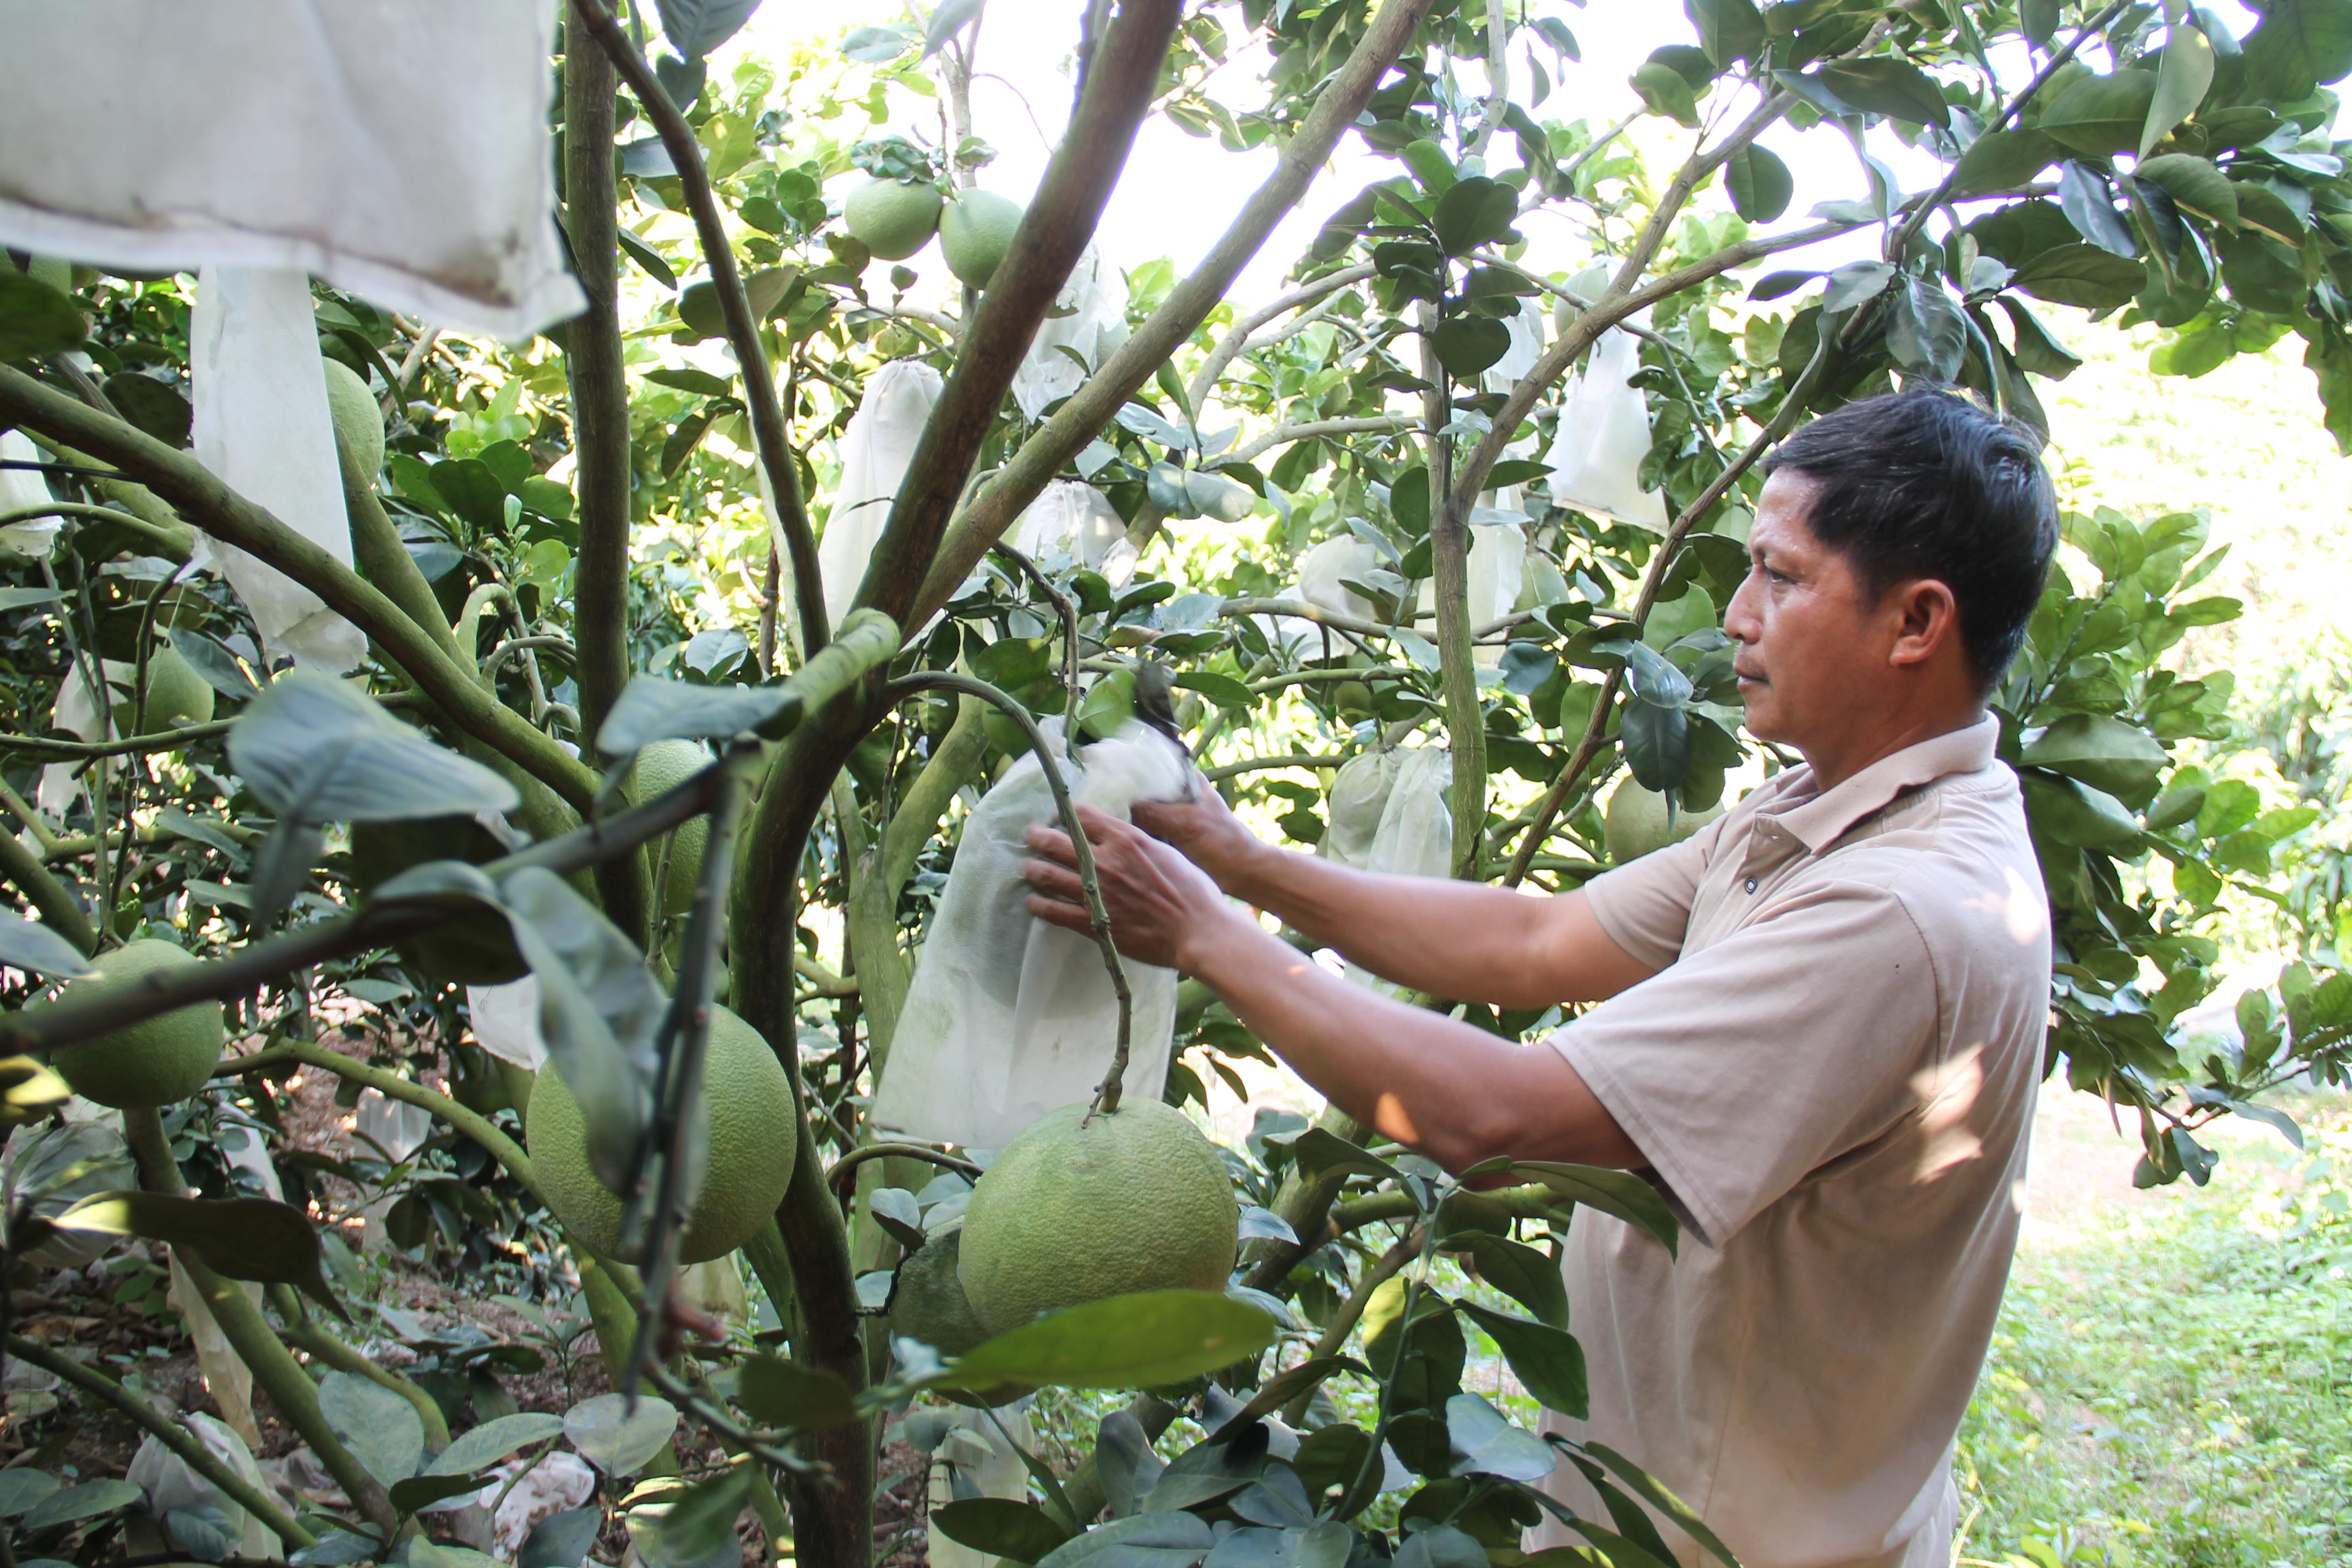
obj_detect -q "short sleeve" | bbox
[1579,814,1725,972]
[1548,879,1940,1245]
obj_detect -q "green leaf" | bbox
[428,458,510,533]
[2024,772,2143,849]
[1580,1443,1741,1568]
[0,269,86,361]
[1995,298,2084,378]
[0,914,93,979]
[19,1479,141,1534]
[931,1290,1276,1392]
[646,1468,754,1565]
[1816,58,1950,127]
[1723,144,1792,222]
[1456,1232,1567,1327]
[1430,177,1518,256]
[519,1506,603,1568]
[2144,21,2216,156]
[290,1529,383,1566]
[1268,1125,1402,1183]
[1431,317,1512,378]
[1620,698,1690,792]
[1631,59,1701,126]
[735,1354,860,1429]
[54,1190,344,1317]
[230,671,520,824]
[2019,713,2169,808]
[933,1499,1076,1564]
[1400,139,1458,195]
[1176,671,1255,712]
[1453,1301,1588,1416]
[1948,128,2058,197]
[1886,276,1967,379]
[0,1470,61,1519]
[1685,0,1764,65]
[319,1369,426,1485]
[1185,471,1257,523]
[655,0,761,59]
[564,1392,680,1476]
[2010,244,2148,309]
[1394,1521,1490,1568]
[2133,154,2237,228]
[2242,0,2352,100]
[1506,1161,1679,1254]
[391,1473,493,1513]
[1441,1392,1556,1482]
[426,1412,566,1476]
[1035,1511,1213,1568]
[1204,1357,1365,1441]
[597,676,785,755]
[2038,72,2157,157]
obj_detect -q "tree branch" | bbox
[0,823,93,952]
[913,0,1442,622]
[1184,263,1376,411]
[570,0,831,652]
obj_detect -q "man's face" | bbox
[1723,469,1881,747]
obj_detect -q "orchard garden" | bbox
[1,1,2350,1566]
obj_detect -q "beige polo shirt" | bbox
[1530,716,2048,1568]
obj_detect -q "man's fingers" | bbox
[1023,822,1077,864]
[1021,858,1085,901]
[1025,891,1094,932]
[1072,802,1131,843]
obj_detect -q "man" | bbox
[1021,388,2059,1567]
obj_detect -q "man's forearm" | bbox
[1212,840,1643,1009]
[1178,908,1642,1173]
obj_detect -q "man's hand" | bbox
[1024,805,1239,970]
[1129,772,1267,891]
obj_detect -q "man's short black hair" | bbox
[1760,388,2057,693]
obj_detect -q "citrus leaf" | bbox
[229,671,519,824]
[1453,1302,1588,1416]
[1580,1443,1741,1568]
[933,1499,1075,1564]
[1455,1233,1567,1327]
[735,1354,859,1429]
[1205,1356,1366,1441]
[0,270,87,361]
[427,1411,566,1475]
[19,1478,140,1533]
[932,1290,1277,1392]
[391,1473,492,1513]
[2144,20,2216,156]
[1948,128,2057,197]
[53,1190,345,1317]
[1723,144,1792,221]
[1035,1511,1214,1568]
[319,1369,426,1486]
[0,913,94,979]
[564,1392,679,1476]
[1504,1161,1679,1254]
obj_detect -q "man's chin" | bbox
[1736,687,1787,741]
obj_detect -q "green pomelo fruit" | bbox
[110,646,214,734]
[527,1004,796,1265]
[50,939,224,1109]
[958,1098,1238,1335]
[1332,680,1375,716]
[322,357,385,478]
[938,190,1023,291]
[891,1228,990,1356]
[1602,780,1723,864]
[844,178,944,262]
[628,739,712,916]
[349,815,527,987]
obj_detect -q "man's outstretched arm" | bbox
[1129,777,1655,1010]
[1022,806,1642,1174]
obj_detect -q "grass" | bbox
[1954,1093,2352,1568]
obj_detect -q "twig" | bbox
[989,540,1081,723]
[824,1142,985,1189]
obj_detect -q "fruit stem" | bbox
[879,672,1134,1119]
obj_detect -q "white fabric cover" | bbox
[190,266,365,672]
[927,1409,1037,1568]
[1272,535,1381,655]
[0,0,581,339]
[1544,317,1668,531]
[875,720,1193,1150]
[1320,747,1451,989]
[0,430,62,558]
[1010,244,1128,422]
[1483,297,1547,392]
[128,1412,281,1560]
[1009,480,1125,570]
[787,359,943,638]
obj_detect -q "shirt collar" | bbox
[1762,713,2001,856]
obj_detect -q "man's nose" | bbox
[1723,571,1761,643]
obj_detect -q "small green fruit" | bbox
[322,357,385,478]
[626,739,713,916]
[959,1099,1238,1335]
[111,647,214,735]
[938,190,1024,291]
[1602,780,1723,864]
[890,1229,991,1357]
[844,178,944,262]
[528,1004,796,1265]
[50,940,225,1110]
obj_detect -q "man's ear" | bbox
[1886,577,1961,671]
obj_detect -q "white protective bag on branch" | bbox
[1417,521,1527,663]
[0,430,63,559]
[782,359,943,639]
[1273,535,1381,655]
[1010,244,1129,423]
[1544,313,1668,531]
[1483,297,1548,393]
[1320,746,1452,989]
[875,720,1193,1150]
[1009,480,1126,571]
[129,1412,281,1561]
[0,1,581,340]
[190,266,366,673]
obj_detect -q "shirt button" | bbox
[1744,877,1759,894]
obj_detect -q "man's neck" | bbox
[1799,705,1987,792]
